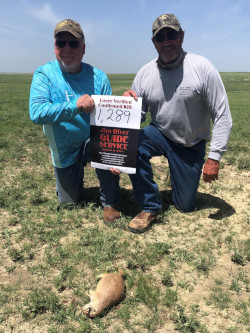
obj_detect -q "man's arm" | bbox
[29,70,94,125]
[202,68,232,183]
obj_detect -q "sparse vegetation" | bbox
[0,73,249,332]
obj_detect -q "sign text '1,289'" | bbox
[97,108,131,124]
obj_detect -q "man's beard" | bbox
[60,60,81,74]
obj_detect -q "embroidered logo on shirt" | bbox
[65,90,74,102]
[177,86,192,96]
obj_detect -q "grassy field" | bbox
[0,72,249,333]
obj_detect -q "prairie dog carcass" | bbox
[83,268,125,318]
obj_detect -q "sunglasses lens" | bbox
[167,30,178,40]
[56,40,67,48]
[68,40,80,48]
[56,40,80,48]
[154,30,179,43]
[154,33,164,43]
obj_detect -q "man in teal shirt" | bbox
[29,19,120,223]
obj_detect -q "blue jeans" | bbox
[96,169,120,208]
[54,139,120,206]
[129,125,206,213]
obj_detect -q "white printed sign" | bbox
[90,95,142,174]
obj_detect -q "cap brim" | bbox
[153,25,180,37]
[54,28,82,39]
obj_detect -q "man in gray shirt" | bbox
[121,13,232,233]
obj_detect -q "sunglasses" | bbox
[154,30,179,43]
[55,39,80,49]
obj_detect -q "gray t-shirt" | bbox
[132,52,232,161]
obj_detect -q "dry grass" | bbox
[0,73,249,333]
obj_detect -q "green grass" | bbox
[0,73,249,332]
[107,73,136,95]
[220,73,250,169]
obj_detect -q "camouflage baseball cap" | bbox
[54,19,84,40]
[152,14,182,37]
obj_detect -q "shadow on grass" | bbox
[81,187,141,217]
[160,190,235,220]
[79,187,235,221]
[195,192,236,219]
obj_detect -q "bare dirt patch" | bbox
[0,161,249,333]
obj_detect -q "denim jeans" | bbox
[54,139,120,206]
[129,125,206,213]
[96,169,120,208]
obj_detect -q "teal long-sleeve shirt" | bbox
[29,60,112,167]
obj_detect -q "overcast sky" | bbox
[1,0,250,74]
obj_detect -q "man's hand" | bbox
[110,168,121,176]
[203,158,220,183]
[77,94,95,113]
[123,89,138,100]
